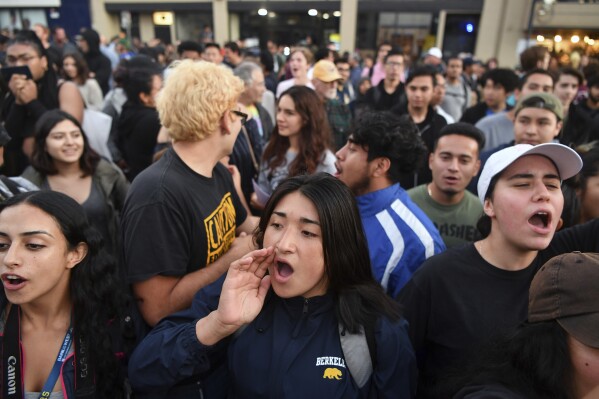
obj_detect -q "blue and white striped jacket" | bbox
[356,183,446,298]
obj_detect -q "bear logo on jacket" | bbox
[323,368,342,380]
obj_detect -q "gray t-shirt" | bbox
[475,112,514,151]
[258,149,336,195]
[441,79,471,121]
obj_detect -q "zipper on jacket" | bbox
[292,298,310,338]
[302,298,309,315]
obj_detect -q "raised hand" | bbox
[196,247,274,345]
[217,246,274,326]
[9,74,37,105]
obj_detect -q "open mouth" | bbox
[528,211,550,229]
[276,260,294,278]
[334,163,342,175]
[3,274,26,286]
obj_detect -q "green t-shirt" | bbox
[407,184,483,248]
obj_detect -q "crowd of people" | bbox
[0,23,598,398]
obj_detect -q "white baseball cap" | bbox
[426,47,442,59]
[477,143,583,204]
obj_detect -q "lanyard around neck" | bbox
[2,305,73,399]
[38,324,73,399]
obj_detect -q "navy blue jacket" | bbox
[129,285,417,398]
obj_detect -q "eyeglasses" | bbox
[6,54,39,66]
[385,61,403,68]
[232,110,248,125]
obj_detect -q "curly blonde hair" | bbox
[157,60,244,141]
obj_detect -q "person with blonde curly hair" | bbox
[121,60,258,327]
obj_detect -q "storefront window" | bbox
[176,12,212,42]
[0,9,46,33]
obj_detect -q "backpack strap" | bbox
[339,323,375,389]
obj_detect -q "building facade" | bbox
[2,0,598,68]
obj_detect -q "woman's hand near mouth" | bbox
[196,247,274,345]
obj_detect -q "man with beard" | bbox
[312,59,352,150]
[335,112,445,298]
[408,123,484,248]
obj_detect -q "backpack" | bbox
[339,321,377,392]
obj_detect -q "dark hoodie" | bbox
[80,29,112,95]
[117,101,161,181]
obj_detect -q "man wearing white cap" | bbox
[312,59,351,150]
[398,142,599,398]
[423,47,444,74]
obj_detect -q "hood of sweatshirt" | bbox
[80,28,101,55]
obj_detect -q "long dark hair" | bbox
[447,321,574,399]
[60,51,90,85]
[254,173,401,333]
[0,191,131,398]
[262,86,332,178]
[31,109,100,176]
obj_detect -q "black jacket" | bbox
[355,79,405,118]
[391,103,447,189]
[117,102,162,181]
[560,100,599,147]
[460,102,512,126]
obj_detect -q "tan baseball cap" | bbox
[312,60,342,83]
